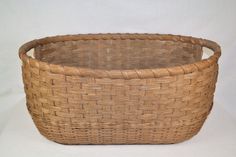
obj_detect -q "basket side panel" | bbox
[34,40,203,70]
[21,59,218,144]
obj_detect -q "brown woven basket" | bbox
[19,34,221,144]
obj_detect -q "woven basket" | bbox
[19,34,221,144]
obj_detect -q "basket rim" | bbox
[19,33,221,79]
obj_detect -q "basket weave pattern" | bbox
[19,34,221,144]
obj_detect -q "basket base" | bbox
[51,137,195,145]
[37,126,203,145]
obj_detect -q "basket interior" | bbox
[34,39,203,70]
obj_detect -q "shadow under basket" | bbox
[19,34,221,144]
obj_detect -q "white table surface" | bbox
[0,99,235,157]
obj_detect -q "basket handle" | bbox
[19,40,38,60]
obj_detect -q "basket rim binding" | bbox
[19,33,221,79]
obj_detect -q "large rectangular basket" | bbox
[19,34,221,144]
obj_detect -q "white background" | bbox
[0,0,236,156]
